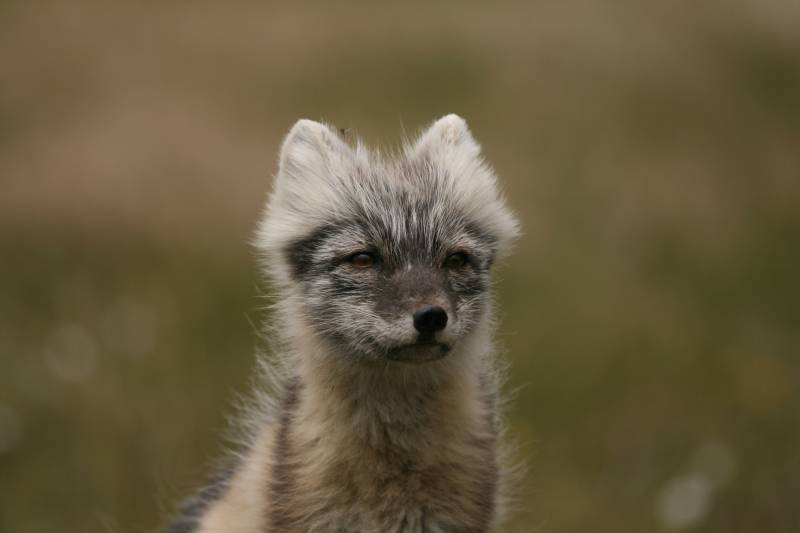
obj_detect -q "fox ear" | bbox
[412,114,481,162]
[278,119,353,184]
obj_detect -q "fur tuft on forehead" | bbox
[255,115,519,284]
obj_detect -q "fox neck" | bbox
[290,321,492,448]
[267,314,500,530]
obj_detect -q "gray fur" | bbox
[164,115,520,532]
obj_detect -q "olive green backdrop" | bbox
[1,1,798,532]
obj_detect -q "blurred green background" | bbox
[1,1,799,532]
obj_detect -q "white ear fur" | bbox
[413,114,520,256]
[412,114,481,160]
[278,119,353,185]
[257,120,354,277]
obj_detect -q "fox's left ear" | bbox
[278,119,353,187]
[413,114,520,255]
[411,114,482,162]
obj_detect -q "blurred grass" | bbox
[1,1,799,532]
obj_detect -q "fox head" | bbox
[256,115,519,364]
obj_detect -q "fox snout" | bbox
[380,267,454,332]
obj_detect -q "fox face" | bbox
[285,191,497,362]
[257,115,518,363]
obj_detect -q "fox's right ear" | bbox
[259,120,353,276]
[278,119,353,185]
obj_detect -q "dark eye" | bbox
[348,252,375,268]
[444,252,469,269]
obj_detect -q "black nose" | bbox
[413,305,448,333]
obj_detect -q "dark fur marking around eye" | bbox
[464,223,499,265]
[286,220,379,280]
[444,252,468,269]
[285,225,336,280]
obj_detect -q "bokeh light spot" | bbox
[42,323,98,383]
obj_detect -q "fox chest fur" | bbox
[267,364,500,533]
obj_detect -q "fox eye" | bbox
[348,252,375,268]
[444,252,469,269]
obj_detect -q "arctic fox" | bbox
[165,115,520,533]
